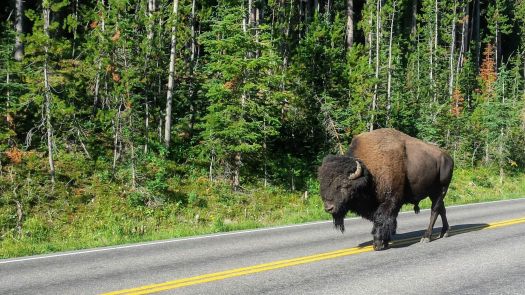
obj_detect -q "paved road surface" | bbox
[2,198,525,294]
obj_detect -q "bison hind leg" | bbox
[438,199,450,238]
[421,186,450,243]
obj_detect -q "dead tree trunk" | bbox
[448,1,457,98]
[6,60,11,134]
[410,0,417,37]
[434,0,438,52]
[15,200,23,238]
[367,9,373,66]
[456,1,469,78]
[112,97,123,173]
[43,4,55,183]
[93,0,106,112]
[14,0,24,61]
[346,0,354,49]
[147,0,156,41]
[143,0,157,153]
[164,0,179,147]
[188,0,197,137]
[386,1,396,125]
[495,21,500,71]
[371,0,382,131]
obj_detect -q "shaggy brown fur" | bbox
[318,128,454,251]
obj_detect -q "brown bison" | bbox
[318,128,454,251]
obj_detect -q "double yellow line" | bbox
[103,216,525,295]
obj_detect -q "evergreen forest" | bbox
[1,0,525,257]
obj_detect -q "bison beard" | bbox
[333,209,347,233]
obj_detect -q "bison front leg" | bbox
[371,201,400,251]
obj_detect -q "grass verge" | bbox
[1,167,524,258]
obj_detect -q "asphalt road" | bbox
[2,198,525,295]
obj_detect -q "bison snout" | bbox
[324,204,335,213]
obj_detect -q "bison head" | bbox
[318,155,369,232]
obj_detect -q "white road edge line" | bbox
[1,197,524,265]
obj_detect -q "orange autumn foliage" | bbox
[111,29,121,42]
[5,147,23,164]
[89,20,98,29]
[112,72,121,82]
[451,88,464,117]
[479,44,496,97]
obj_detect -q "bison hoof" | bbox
[373,240,389,251]
[420,237,431,243]
[440,231,450,238]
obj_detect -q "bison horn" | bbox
[348,160,362,180]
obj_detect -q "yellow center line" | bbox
[102,216,525,295]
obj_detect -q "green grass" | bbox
[1,168,525,258]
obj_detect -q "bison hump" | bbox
[349,129,407,202]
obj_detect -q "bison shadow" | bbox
[357,223,489,248]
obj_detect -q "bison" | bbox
[318,128,454,251]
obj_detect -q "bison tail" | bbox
[414,204,420,214]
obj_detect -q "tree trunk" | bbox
[209,148,215,182]
[282,0,294,69]
[232,152,241,190]
[367,9,373,66]
[157,66,163,142]
[112,98,123,173]
[72,0,79,57]
[93,0,106,112]
[188,0,197,137]
[305,0,310,22]
[386,1,396,126]
[326,0,332,13]
[14,0,24,61]
[495,22,500,71]
[461,2,469,55]
[130,116,137,189]
[371,0,382,131]
[474,0,480,70]
[456,1,469,78]
[15,200,23,238]
[43,4,55,183]
[164,0,179,147]
[448,1,457,99]
[263,118,267,187]
[6,61,10,134]
[434,0,438,51]
[416,34,420,102]
[410,0,417,37]
[346,0,354,49]
[248,0,255,28]
[299,0,303,36]
[498,128,504,185]
[147,0,156,41]
[255,6,261,58]
[429,0,436,103]
[144,0,156,153]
